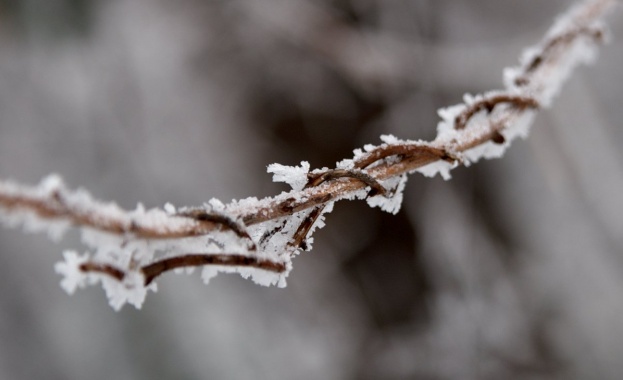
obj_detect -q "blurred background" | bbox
[0,0,622,379]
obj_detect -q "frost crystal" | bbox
[39,173,64,193]
[267,161,311,191]
[163,202,176,214]
[54,251,90,295]
[101,271,155,311]
[379,134,401,145]
[415,160,456,180]
[366,175,407,214]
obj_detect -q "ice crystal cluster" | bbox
[0,0,615,310]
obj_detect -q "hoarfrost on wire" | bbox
[0,0,614,310]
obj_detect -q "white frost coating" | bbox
[463,141,507,164]
[336,157,355,170]
[55,248,158,310]
[380,134,459,180]
[42,179,282,309]
[336,146,374,170]
[460,110,538,165]
[379,134,400,145]
[200,256,288,287]
[81,228,137,265]
[267,161,311,191]
[39,173,64,193]
[100,271,156,311]
[511,36,599,107]
[54,251,90,295]
[207,197,226,211]
[436,104,465,141]
[504,1,608,107]
[238,264,287,287]
[174,267,196,275]
[504,110,536,142]
[416,160,457,180]
[201,262,283,287]
[201,266,220,284]
[544,38,599,106]
[302,201,336,251]
[366,175,408,214]
[458,109,505,165]
[164,202,176,214]
[0,211,71,242]
[363,144,376,152]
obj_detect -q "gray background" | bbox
[0,0,622,379]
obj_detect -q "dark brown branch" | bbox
[290,207,324,250]
[176,209,256,249]
[79,262,126,282]
[78,254,287,286]
[491,131,506,145]
[141,254,286,285]
[454,95,540,130]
